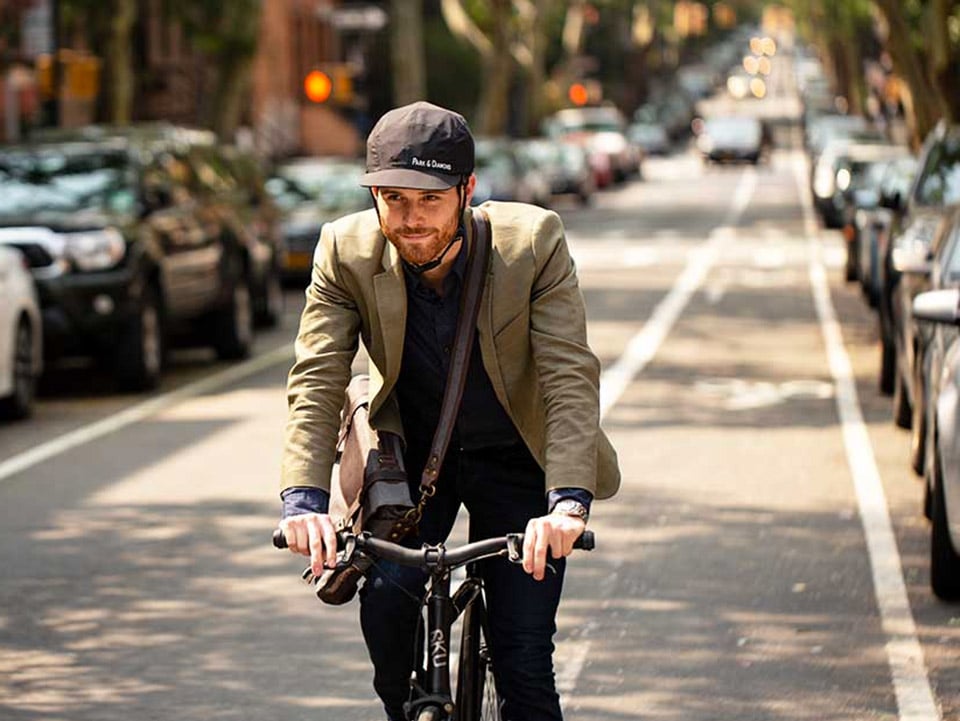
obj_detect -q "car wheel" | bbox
[255,266,284,329]
[115,286,163,392]
[879,331,896,395]
[844,247,857,282]
[0,318,36,420]
[930,450,960,600]
[910,368,927,475]
[213,274,253,360]
[892,365,912,429]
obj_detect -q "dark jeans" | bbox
[358,442,566,721]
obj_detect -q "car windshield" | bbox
[704,118,760,142]
[0,145,134,216]
[551,108,625,134]
[268,161,368,212]
[914,134,960,206]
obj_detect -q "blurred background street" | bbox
[2,1,960,720]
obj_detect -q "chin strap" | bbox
[404,233,461,275]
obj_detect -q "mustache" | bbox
[397,227,435,235]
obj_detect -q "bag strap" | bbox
[419,209,491,492]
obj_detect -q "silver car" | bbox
[912,210,960,599]
[0,245,42,420]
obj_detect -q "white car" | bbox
[0,245,42,420]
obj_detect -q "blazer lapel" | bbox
[372,242,406,411]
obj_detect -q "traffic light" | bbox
[304,70,333,103]
[568,83,589,107]
[303,65,355,105]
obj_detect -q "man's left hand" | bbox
[522,513,587,581]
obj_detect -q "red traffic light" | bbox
[568,83,589,106]
[304,70,333,103]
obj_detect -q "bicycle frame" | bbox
[273,529,593,721]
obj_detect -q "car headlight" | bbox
[63,228,126,271]
[813,166,836,198]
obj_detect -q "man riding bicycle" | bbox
[279,101,620,721]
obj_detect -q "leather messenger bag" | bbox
[312,210,492,605]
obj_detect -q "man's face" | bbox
[373,175,476,267]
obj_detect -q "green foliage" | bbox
[424,16,483,120]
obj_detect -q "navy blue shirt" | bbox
[395,232,520,451]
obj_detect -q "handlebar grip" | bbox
[272,528,288,549]
[574,530,595,551]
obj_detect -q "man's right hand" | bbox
[279,513,338,577]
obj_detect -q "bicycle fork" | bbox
[405,572,485,721]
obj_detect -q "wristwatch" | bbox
[551,499,589,523]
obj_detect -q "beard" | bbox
[381,211,461,267]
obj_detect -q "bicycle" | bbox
[272,528,595,721]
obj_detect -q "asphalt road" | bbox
[2,86,960,721]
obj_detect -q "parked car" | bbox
[854,156,918,307]
[911,281,960,599]
[0,245,42,419]
[881,123,960,428]
[513,138,595,204]
[472,138,551,207]
[266,157,369,284]
[0,124,283,391]
[822,144,912,275]
[544,106,641,182]
[695,116,766,164]
[626,121,671,156]
[903,206,960,480]
[811,137,901,227]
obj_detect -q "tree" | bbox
[440,0,566,135]
[62,0,137,125]
[166,0,262,140]
[391,0,428,105]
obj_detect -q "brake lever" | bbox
[299,534,359,584]
[505,533,557,575]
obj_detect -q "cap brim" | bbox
[359,168,460,190]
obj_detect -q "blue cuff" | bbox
[546,488,593,514]
[280,487,330,519]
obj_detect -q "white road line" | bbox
[0,344,294,484]
[792,151,941,721]
[599,167,756,419]
[558,168,757,705]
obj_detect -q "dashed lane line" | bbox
[559,167,757,702]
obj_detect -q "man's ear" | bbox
[463,174,477,205]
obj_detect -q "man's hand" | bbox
[279,513,338,577]
[522,513,587,581]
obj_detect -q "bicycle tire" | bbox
[456,595,503,721]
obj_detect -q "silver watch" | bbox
[551,499,589,523]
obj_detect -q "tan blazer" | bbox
[281,202,620,500]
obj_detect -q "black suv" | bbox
[0,124,283,390]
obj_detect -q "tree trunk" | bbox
[106,0,136,125]
[211,55,254,141]
[526,0,554,135]
[475,0,513,135]
[391,0,427,105]
[929,0,960,122]
[874,0,943,144]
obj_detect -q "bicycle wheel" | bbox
[416,707,442,721]
[456,594,503,721]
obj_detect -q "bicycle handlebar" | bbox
[271,528,594,570]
